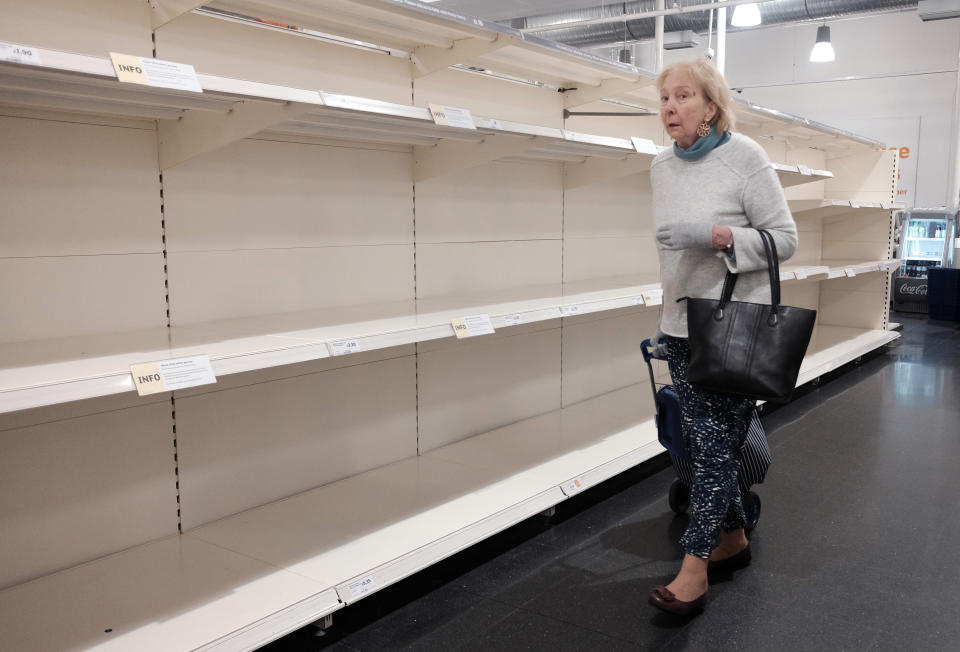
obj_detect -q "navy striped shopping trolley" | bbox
[641,339,772,531]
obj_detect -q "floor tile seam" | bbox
[725,582,899,639]
[655,624,698,652]
[667,588,889,651]
[450,523,684,606]
[505,601,655,648]
[657,620,881,652]
[846,560,960,588]
[449,531,624,592]
[463,569,577,609]
[724,581,812,612]
[541,525,644,560]
[559,486,680,527]
[441,603,523,652]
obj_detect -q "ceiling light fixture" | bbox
[731,3,762,27]
[809,24,835,62]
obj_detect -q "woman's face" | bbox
[659,71,718,149]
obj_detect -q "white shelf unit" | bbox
[0,3,900,650]
[0,49,841,415]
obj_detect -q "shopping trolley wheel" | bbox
[668,479,690,515]
[744,491,761,532]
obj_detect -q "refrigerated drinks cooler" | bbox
[893,208,959,313]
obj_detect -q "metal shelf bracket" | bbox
[158,98,319,170]
[149,0,204,29]
[412,35,515,79]
[413,132,540,182]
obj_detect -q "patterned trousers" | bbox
[666,336,755,559]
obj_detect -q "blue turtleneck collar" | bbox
[673,124,732,161]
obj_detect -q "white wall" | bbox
[725,12,959,210]
[606,10,960,208]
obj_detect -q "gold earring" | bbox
[696,121,711,138]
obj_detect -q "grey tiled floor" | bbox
[263,314,960,651]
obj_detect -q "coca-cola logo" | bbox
[899,284,928,296]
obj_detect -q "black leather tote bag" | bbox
[684,230,817,401]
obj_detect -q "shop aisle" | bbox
[265,315,960,651]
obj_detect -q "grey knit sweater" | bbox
[651,132,798,337]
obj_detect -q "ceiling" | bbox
[430,0,922,42]
[429,0,593,22]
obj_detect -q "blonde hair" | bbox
[657,59,735,133]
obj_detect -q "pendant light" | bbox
[731,3,762,27]
[809,24,835,62]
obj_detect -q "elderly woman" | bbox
[647,59,797,616]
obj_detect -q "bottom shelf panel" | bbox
[798,326,900,385]
[0,536,339,652]
[187,384,661,597]
[0,385,663,651]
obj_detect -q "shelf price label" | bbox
[562,477,587,496]
[849,200,861,209]
[109,52,203,93]
[797,164,813,176]
[451,314,495,338]
[795,268,809,280]
[328,339,361,356]
[844,268,857,278]
[560,305,581,317]
[346,576,378,600]
[130,356,216,396]
[641,289,663,306]
[475,117,502,131]
[428,103,476,130]
[631,137,659,156]
[502,313,523,327]
[633,296,645,306]
[0,41,42,66]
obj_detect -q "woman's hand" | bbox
[712,225,734,251]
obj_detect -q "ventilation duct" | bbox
[663,29,701,49]
[505,0,918,49]
[918,0,960,20]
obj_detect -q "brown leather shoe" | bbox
[707,544,752,573]
[648,585,706,616]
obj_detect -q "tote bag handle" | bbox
[715,229,781,325]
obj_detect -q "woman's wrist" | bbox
[712,225,734,251]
